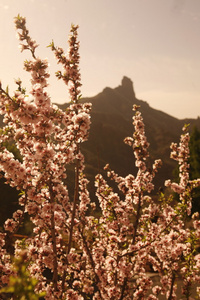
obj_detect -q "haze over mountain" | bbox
[58,76,200,192]
[1,0,200,119]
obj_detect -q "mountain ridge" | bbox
[58,76,200,191]
[0,76,199,222]
[0,76,199,193]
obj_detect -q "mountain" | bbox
[0,76,200,220]
[58,76,200,193]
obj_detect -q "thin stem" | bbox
[67,156,80,255]
[132,193,142,245]
[118,193,142,299]
[0,86,13,101]
[119,277,128,300]
[79,228,103,300]
[49,181,58,291]
[167,273,176,300]
[61,152,80,293]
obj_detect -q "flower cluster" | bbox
[0,15,91,298]
[49,24,81,103]
[0,15,200,300]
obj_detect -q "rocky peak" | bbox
[115,76,136,100]
[122,76,133,88]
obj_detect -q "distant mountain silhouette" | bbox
[58,76,200,193]
[1,76,200,224]
[0,76,200,207]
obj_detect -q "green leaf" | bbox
[47,40,55,49]
[6,85,9,94]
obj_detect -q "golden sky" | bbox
[0,0,200,119]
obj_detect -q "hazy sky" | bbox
[0,0,200,119]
